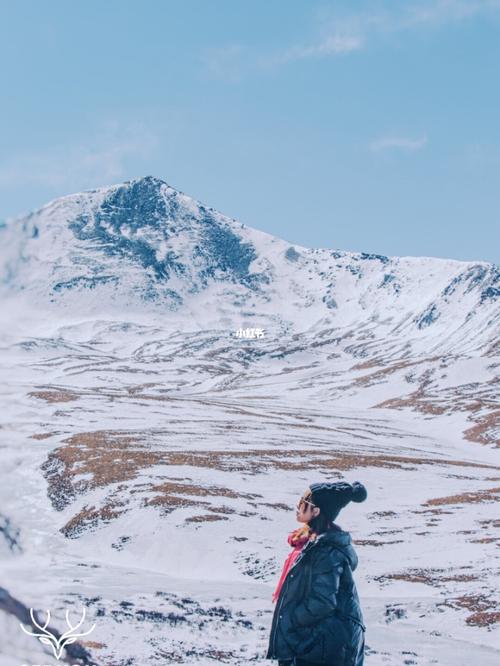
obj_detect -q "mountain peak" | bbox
[121,175,171,194]
[1,173,267,308]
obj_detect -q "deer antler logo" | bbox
[20,607,96,660]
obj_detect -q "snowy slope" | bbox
[0,177,499,665]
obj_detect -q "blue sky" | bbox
[1,0,499,263]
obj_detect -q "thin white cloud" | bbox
[205,0,500,78]
[0,122,157,190]
[278,33,364,64]
[206,31,363,79]
[314,0,500,55]
[370,135,429,153]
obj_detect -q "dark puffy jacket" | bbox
[266,526,365,665]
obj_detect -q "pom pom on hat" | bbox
[351,481,367,503]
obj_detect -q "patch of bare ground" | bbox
[463,410,500,447]
[483,338,500,357]
[185,514,229,523]
[41,431,163,510]
[256,502,291,511]
[350,359,384,371]
[478,518,500,528]
[469,537,498,544]
[206,505,237,515]
[466,611,500,626]
[373,390,448,415]
[30,432,58,440]
[370,529,403,535]
[144,494,209,511]
[62,502,127,538]
[29,389,79,403]
[445,474,476,480]
[413,508,454,514]
[353,356,442,387]
[276,364,320,375]
[354,539,404,547]
[126,383,161,395]
[374,568,479,586]
[142,481,259,509]
[368,510,398,518]
[441,594,500,627]
[157,647,239,662]
[80,641,107,649]
[423,486,500,506]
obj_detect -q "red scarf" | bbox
[272,525,313,603]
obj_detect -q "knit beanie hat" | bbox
[309,481,367,521]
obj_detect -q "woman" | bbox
[266,481,367,666]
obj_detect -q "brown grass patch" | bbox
[443,594,500,627]
[141,482,257,514]
[257,502,292,511]
[144,494,209,510]
[374,391,448,415]
[29,389,79,403]
[80,641,107,649]
[31,432,57,440]
[424,486,500,506]
[353,356,442,387]
[354,539,404,547]
[42,431,163,510]
[413,508,454,514]
[206,505,236,515]
[375,568,479,586]
[126,383,160,396]
[185,514,229,523]
[61,503,127,538]
[463,410,500,447]
[466,611,500,626]
[144,481,259,509]
[350,359,383,370]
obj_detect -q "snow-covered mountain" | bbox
[1,177,499,665]
[1,176,498,353]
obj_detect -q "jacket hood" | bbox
[315,527,359,570]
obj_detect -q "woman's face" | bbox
[296,491,319,523]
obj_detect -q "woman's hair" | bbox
[302,488,339,534]
[308,512,334,535]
